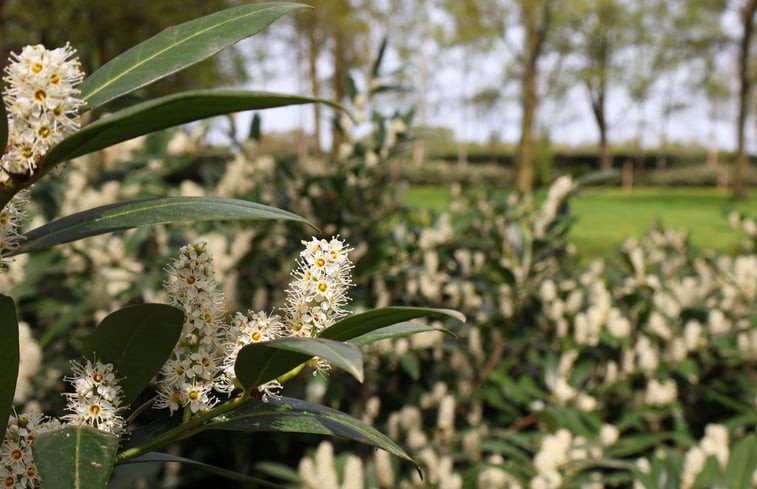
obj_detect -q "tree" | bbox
[437,0,561,194]
[566,0,636,171]
[514,0,555,192]
[651,1,729,169]
[734,0,756,199]
[283,0,371,154]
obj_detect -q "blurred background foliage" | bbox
[2,0,756,488]
[0,0,248,98]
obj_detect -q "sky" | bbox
[225,10,754,156]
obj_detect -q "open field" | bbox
[403,185,757,258]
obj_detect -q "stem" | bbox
[277,363,306,384]
[125,396,157,425]
[115,390,251,463]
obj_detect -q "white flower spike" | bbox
[1,43,84,182]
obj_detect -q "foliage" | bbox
[0,5,463,488]
[302,176,756,488]
[1,3,755,488]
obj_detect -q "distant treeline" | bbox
[430,151,751,170]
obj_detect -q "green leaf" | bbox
[33,425,119,489]
[81,304,184,406]
[13,197,309,255]
[207,396,417,470]
[79,2,306,110]
[725,434,757,489]
[347,321,454,347]
[235,337,363,390]
[252,462,304,485]
[42,90,345,169]
[319,306,465,342]
[122,452,285,488]
[0,294,19,439]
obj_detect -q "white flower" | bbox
[374,449,395,488]
[478,454,521,489]
[62,358,124,434]
[1,409,59,487]
[599,424,619,446]
[644,378,677,406]
[533,429,572,475]
[683,320,703,351]
[283,236,354,336]
[606,308,631,338]
[13,321,41,404]
[708,309,731,335]
[156,241,226,414]
[437,394,456,432]
[1,43,83,181]
[534,175,575,239]
[700,424,728,469]
[634,336,659,374]
[575,393,598,412]
[216,310,285,394]
[681,446,706,489]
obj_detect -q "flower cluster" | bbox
[61,358,125,434]
[156,237,354,410]
[284,237,354,336]
[1,410,59,488]
[156,241,226,414]
[297,441,365,489]
[220,236,354,397]
[217,310,284,396]
[1,44,83,181]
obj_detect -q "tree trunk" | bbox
[588,78,611,170]
[515,63,536,193]
[734,0,756,199]
[306,24,321,154]
[330,25,347,157]
[587,14,611,171]
[515,1,550,194]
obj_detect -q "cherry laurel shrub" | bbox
[0,5,463,488]
[302,179,756,488]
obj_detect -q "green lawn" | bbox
[403,186,757,258]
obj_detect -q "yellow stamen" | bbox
[88,404,102,417]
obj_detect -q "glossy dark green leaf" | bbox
[33,425,119,489]
[319,306,465,342]
[234,337,363,390]
[122,452,285,487]
[347,321,454,347]
[0,294,19,439]
[13,197,309,255]
[207,396,417,470]
[81,304,184,405]
[43,90,345,169]
[79,3,306,110]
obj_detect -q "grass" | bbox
[403,185,757,259]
